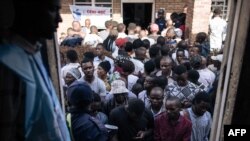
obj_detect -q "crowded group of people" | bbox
[0,0,227,140]
[60,7,226,141]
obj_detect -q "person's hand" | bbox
[133,131,145,140]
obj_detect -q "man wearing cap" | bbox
[68,82,108,141]
[104,79,131,116]
[115,38,128,49]
[155,9,166,33]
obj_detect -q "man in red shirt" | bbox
[154,97,192,141]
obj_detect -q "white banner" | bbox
[69,5,111,29]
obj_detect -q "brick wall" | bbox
[155,0,186,15]
[185,0,194,41]
[112,0,123,23]
[112,0,186,24]
[186,0,211,43]
[58,0,211,44]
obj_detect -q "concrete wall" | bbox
[186,0,211,43]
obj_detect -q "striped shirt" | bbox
[187,108,212,141]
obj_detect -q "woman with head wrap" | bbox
[64,67,82,86]
[64,67,82,112]
[97,61,111,91]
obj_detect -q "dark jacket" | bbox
[71,108,108,141]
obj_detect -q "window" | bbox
[74,0,92,5]
[96,0,111,2]
[211,0,228,20]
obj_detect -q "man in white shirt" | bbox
[209,8,227,52]
[82,18,91,35]
[99,20,113,41]
[197,56,215,90]
[139,30,155,46]
[82,25,103,47]
[117,23,127,38]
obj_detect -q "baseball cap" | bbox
[115,38,128,48]
[158,9,165,14]
[110,80,129,94]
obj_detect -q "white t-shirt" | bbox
[82,34,103,47]
[99,30,110,41]
[197,68,216,89]
[78,76,106,97]
[82,26,91,35]
[209,17,227,51]
[130,58,144,75]
[117,32,127,38]
[140,37,155,46]
[138,90,151,108]
[127,74,139,91]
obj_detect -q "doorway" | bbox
[122,3,152,29]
